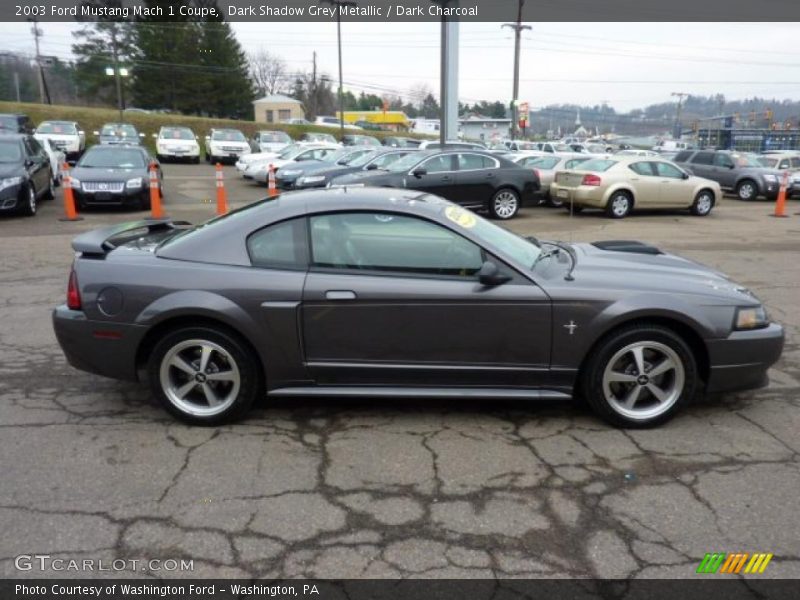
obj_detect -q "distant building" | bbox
[409,118,441,135]
[252,94,305,124]
[459,115,511,142]
[338,110,410,132]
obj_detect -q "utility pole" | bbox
[310,50,317,119]
[431,0,459,145]
[671,92,688,139]
[29,17,45,104]
[322,0,357,139]
[110,24,124,123]
[502,0,531,140]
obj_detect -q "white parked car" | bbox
[313,117,362,130]
[153,126,200,163]
[204,129,251,164]
[616,149,660,157]
[244,143,341,182]
[43,138,66,185]
[33,120,85,160]
[235,142,306,175]
[252,130,292,153]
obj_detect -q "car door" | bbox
[687,151,715,181]
[404,153,458,199]
[653,161,691,207]
[453,153,497,208]
[710,152,736,188]
[301,211,551,387]
[626,161,661,206]
[23,137,48,192]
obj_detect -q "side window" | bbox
[247,218,308,271]
[458,153,488,170]
[309,212,483,277]
[778,160,790,169]
[629,162,655,176]
[565,158,587,169]
[673,151,692,162]
[691,152,714,165]
[22,138,36,157]
[654,162,684,178]
[713,153,734,168]
[421,154,454,173]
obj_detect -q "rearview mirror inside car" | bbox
[412,167,427,178]
[477,261,511,286]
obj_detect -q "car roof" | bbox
[85,144,147,154]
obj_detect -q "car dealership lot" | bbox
[1,162,798,578]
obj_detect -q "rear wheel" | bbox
[606,190,632,218]
[546,193,564,208]
[581,325,697,428]
[148,326,261,425]
[691,190,714,216]
[489,188,520,220]
[736,179,758,201]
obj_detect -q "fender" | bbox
[601,184,635,205]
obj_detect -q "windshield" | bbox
[526,156,560,169]
[554,144,572,152]
[0,140,22,162]
[586,144,607,153]
[78,148,146,169]
[37,121,78,135]
[349,150,382,167]
[370,152,408,169]
[734,153,767,168]
[260,132,290,143]
[281,145,322,160]
[307,133,336,143]
[101,124,137,137]
[160,127,194,140]
[0,116,18,130]
[212,130,246,142]
[385,151,430,172]
[574,158,617,172]
[758,157,778,168]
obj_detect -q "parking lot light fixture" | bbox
[321,0,358,139]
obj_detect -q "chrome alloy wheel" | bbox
[493,191,518,219]
[601,341,685,421]
[610,194,630,217]
[738,182,756,200]
[28,186,36,213]
[695,192,713,215]
[159,339,241,417]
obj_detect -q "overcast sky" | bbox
[1,21,799,111]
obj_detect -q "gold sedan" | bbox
[550,156,722,218]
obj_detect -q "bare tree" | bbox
[249,49,287,97]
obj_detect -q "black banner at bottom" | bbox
[2,579,799,600]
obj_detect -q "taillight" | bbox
[582,174,602,186]
[67,268,81,310]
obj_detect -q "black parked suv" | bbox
[673,149,781,201]
[0,133,54,216]
[0,113,35,134]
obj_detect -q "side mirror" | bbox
[412,167,427,178]
[336,159,348,165]
[366,163,378,170]
[728,163,735,169]
[477,261,511,286]
[681,172,689,179]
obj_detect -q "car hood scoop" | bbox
[591,240,662,255]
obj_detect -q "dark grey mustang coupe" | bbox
[53,188,783,427]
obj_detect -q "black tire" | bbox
[19,184,36,216]
[488,188,520,220]
[736,179,758,201]
[43,176,55,200]
[546,193,564,208]
[580,324,697,428]
[564,202,584,214]
[605,190,633,218]
[690,189,714,216]
[192,156,200,164]
[148,326,262,426]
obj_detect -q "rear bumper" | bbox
[705,322,784,393]
[53,305,147,381]
[549,184,604,207]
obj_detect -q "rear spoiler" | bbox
[71,218,192,256]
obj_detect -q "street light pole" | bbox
[110,24,124,123]
[671,92,688,140]
[322,0,357,139]
[502,0,531,140]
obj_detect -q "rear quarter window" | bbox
[247,218,308,270]
[673,151,693,162]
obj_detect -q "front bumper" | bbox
[0,184,23,211]
[157,147,199,159]
[705,322,784,393]
[53,305,147,382]
[73,185,148,206]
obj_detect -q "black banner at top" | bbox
[8,0,800,22]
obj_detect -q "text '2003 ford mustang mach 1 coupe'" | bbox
[53,188,783,427]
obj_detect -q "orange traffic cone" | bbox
[149,162,165,219]
[268,164,279,199]
[58,162,83,222]
[772,170,789,218]
[215,163,229,215]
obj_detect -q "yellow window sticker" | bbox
[444,206,476,229]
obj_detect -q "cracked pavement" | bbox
[0,163,798,579]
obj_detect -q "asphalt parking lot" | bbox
[1,161,798,579]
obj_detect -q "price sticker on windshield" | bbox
[445,206,477,229]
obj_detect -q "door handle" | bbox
[485,172,495,178]
[325,290,356,300]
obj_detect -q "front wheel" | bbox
[489,188,520,220]
[736,180,758,201]
[148,327,262,425]
[691,190,714,216]
[19,185,36,216]
[581,325,697,428]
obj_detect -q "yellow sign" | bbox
[444,206,476,229]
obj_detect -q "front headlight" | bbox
[125,177,143,189]
[280,169,302,177]
[0,176,22,190]
[735,306,769,330]
[70,177,81,189]
[299,175,326,184]
[763,174,777,182]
